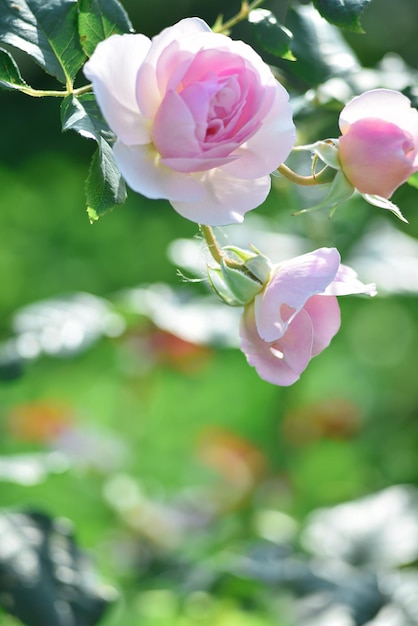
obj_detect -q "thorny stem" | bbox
[277,162,331,186]
[212,0,265,33]
[16,83,93,98]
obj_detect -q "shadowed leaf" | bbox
[0,510,116,626]
[313,0,371,33]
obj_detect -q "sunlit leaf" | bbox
[248,9,295,60]
[78,0,134,57]
[286,4,359,86]
[0,510,116,626]
[0,0,86,84]
[0,47,30,90]
[313,0,371,33]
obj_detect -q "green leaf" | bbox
[313,0,371,33]
[248,9,295,60]
[407,171,418,190]
[0,46,30,90]
[61,94,127,219]
[61,92,112,141]
[78,0,134,57]
[286,4,359,86]
[85,138,127,221]
[0,0,86,84]
[0,510,116,626]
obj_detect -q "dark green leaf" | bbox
[78,0,134,57]
[61,92,112,141]
[0,0,86,84]
[248,9,295,60]
[313,0,371,33]
[286,4,359,86]
[85,138,127,221]
[0,510,116,626]
[0,46,29,90]
[61,94,126,219]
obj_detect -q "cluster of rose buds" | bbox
[84,17,417,386]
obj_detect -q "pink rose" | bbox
[83,18,296,225]
[338,89,418,198]
[239,248,376,386]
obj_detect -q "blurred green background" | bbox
[1,1,418,625]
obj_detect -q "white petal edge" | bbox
[113,141,205,202]
[170,167,271,225]
[84,34,152,145]
[339,89,418,137]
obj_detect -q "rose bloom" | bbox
[338,89,418,198]
[240,248,376,386]
[83,18,296,225]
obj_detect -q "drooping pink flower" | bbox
[239,248,376,386]
[83,18,296,225]
[338,89,418,198]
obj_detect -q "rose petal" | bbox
[240,304,313,386]
[254,248,341,342]
[84,34,152,145]
[339,89,418,139]
[222,83,296,178]
[304,295,341,356]
[170,167,271,225]
[136,19,212,119]
[113,141,205,201]
[151,90,201,158]
[324,264,377,297]
[339,118,418,198]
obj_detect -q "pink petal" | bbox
[303,295,341,356]
[136,19,212,119]
[254,248,341,342]
[240,304,313,386]
[113,141,205,201]
[151,90,201,158]
[84,34,152,145]
[339,89,418,138]
[339,118,418,198]
[324,264,377,297]
[161,155,238,173]
[222,82,296,179]
[170,167,271,225]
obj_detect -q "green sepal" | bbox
[295,139,341,169]
[220,259,267,306]
[294,169,354,216]
[363,194,408,223]
[207,267,242,307]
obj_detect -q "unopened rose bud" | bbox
[338,89,418,199]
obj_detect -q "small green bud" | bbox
[220,252,271,306]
